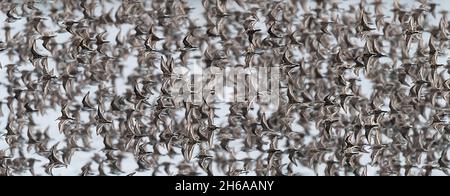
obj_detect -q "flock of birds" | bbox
[1,0,450,176]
